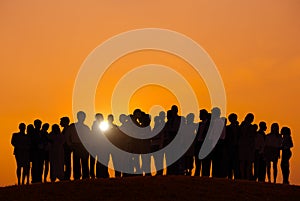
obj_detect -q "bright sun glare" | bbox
[99,121,109,132]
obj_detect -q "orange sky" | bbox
[1,0,300,186]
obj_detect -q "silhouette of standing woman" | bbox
[48,124,65,182]
[264,123,282,183]
[280,127,293,184]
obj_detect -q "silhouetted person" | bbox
[31,119,44,183]
[11,123,30,185]
[226,113,240,180]
[128,109,143,175]
[90,113,104,178]
[60,116,71,180]
[41,123,50,183]
[93,113,110,178]
[280,127,293,184]
[151,111,165,176]
[48,124,65,182]
[265,123,282,183]
[238,113,256,180]
[164,105,181,175]
[66,111,90,180]
[194,109,210,177]
[27,124,35,183]
[210,108,226,178]
[250,124,258,180]
[183,113,197,176]
[140,112,152,176]
[254,122,267,182]
[106,114,122,177]
[119,114,135,176]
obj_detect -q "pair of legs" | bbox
[281,149,292,184]
[266,159,278,183]
[16,165,30,185]
[73,144,89,180]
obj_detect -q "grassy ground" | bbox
[0,176,300,201]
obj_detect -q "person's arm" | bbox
[65,125,72,147]
[11,133,16,147]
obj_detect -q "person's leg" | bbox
[153,146,164,176]
[17,166,21,185]
[64,148,72,180]
[73,148,81,180]
[285,151,292,184]
[273,160,278,183]
[194,157,201,177]
[89,154,96,178]
[266,161,271,182]
[81,150,90,179]
[27,163,31,185]
[258,155,266,182]
[141,154,151,176]
[37,152,44,182]
[202,157,211,177]
[234,148,240,179]
[22,166,26,185]
[227,152,233,179]
[44,160,49,182]
[254,151,259,181]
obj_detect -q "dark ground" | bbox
[1,176,300,201]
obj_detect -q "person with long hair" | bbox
[280,127,293,184]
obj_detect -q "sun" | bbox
[99,121,109,132]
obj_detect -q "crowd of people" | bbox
[11,105,294,186]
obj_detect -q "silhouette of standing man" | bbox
[32,119,44,183]
[60,117,71,180]
[66,111,90,180]
[11,123,30,185]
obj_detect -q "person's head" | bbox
[19,123,26,133]
[26,124,35,134]
[95,113,104,122]
[244,113,254,124]
[171,105,178,116]
[199,109,209,121]
[60,117,70,127]
[34,119,42,130]
[186,113,195,124]
[133,109,142,119]
[42,123,49,132]
[259,121,267,131]
[281,127,291,136]
[108,114,114,124]
[77,111,86,123]
[159,111,166,122]
[119,114,128,124]
[211,107,221,119]
[228,113,238,124]
[51,124,61,135]
[271,123,279,134]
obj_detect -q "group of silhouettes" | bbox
[11,105,293,186]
